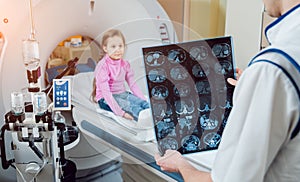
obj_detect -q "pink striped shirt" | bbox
[94,54,146,116]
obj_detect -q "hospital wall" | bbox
[225,0,264,69]
[158,0,227,42]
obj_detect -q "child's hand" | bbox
[227,68,243,86]
[123,112,134,120]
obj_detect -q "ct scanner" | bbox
[0,0,177,118]
[0,0,187,181]
[0,0,266,181]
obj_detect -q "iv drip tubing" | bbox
[28,0,36,39]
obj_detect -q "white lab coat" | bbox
[211,4,300,182]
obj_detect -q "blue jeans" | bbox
[98,92,149,121]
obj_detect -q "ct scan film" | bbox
[142,36,235,155]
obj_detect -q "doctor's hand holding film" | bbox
[155,150,186,173]
[227,68,243,86]
[155,150,212,181]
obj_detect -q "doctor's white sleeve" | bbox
[210,63,299,182]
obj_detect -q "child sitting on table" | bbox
[92,29,149,121]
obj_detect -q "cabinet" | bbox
[68,46,92,63]
[52,45,92,65]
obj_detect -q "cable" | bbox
[30,157,48,182]
[14,163,28,182]
[13,157,48,182]
[27,135,49,181]
[28,140,44,161]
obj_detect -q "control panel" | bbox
[53,79,71,110]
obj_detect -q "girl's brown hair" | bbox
[91,29,126,102]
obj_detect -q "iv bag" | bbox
[22,38,41,92]
[22,39,40,71]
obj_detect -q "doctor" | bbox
[155,0,300,181]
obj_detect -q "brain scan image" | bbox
[198,103,216,112]
[170,66,189,81]
[178,117,191,130]
[159,137,179,151]
[215,79,228,93]
[214,60,233,75]
[198,97,216,112]
[175,99,195,115]
[212,43,231,58]
[142,36,235,154]
[156,120,176,139]
[152,101,173,118]
[145,51,165,66]
[173,83,191,97]
[181,135,201,152]
[203,132,221,148]
[151,85,169,100]
[148,68,167,83]
[199,114,219,130]
[168,49,186,64]
[195,80,211,94]
[177,115,196,131]
[192,63,210,78]
[189,46,208,61]
[219,100,233,109]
